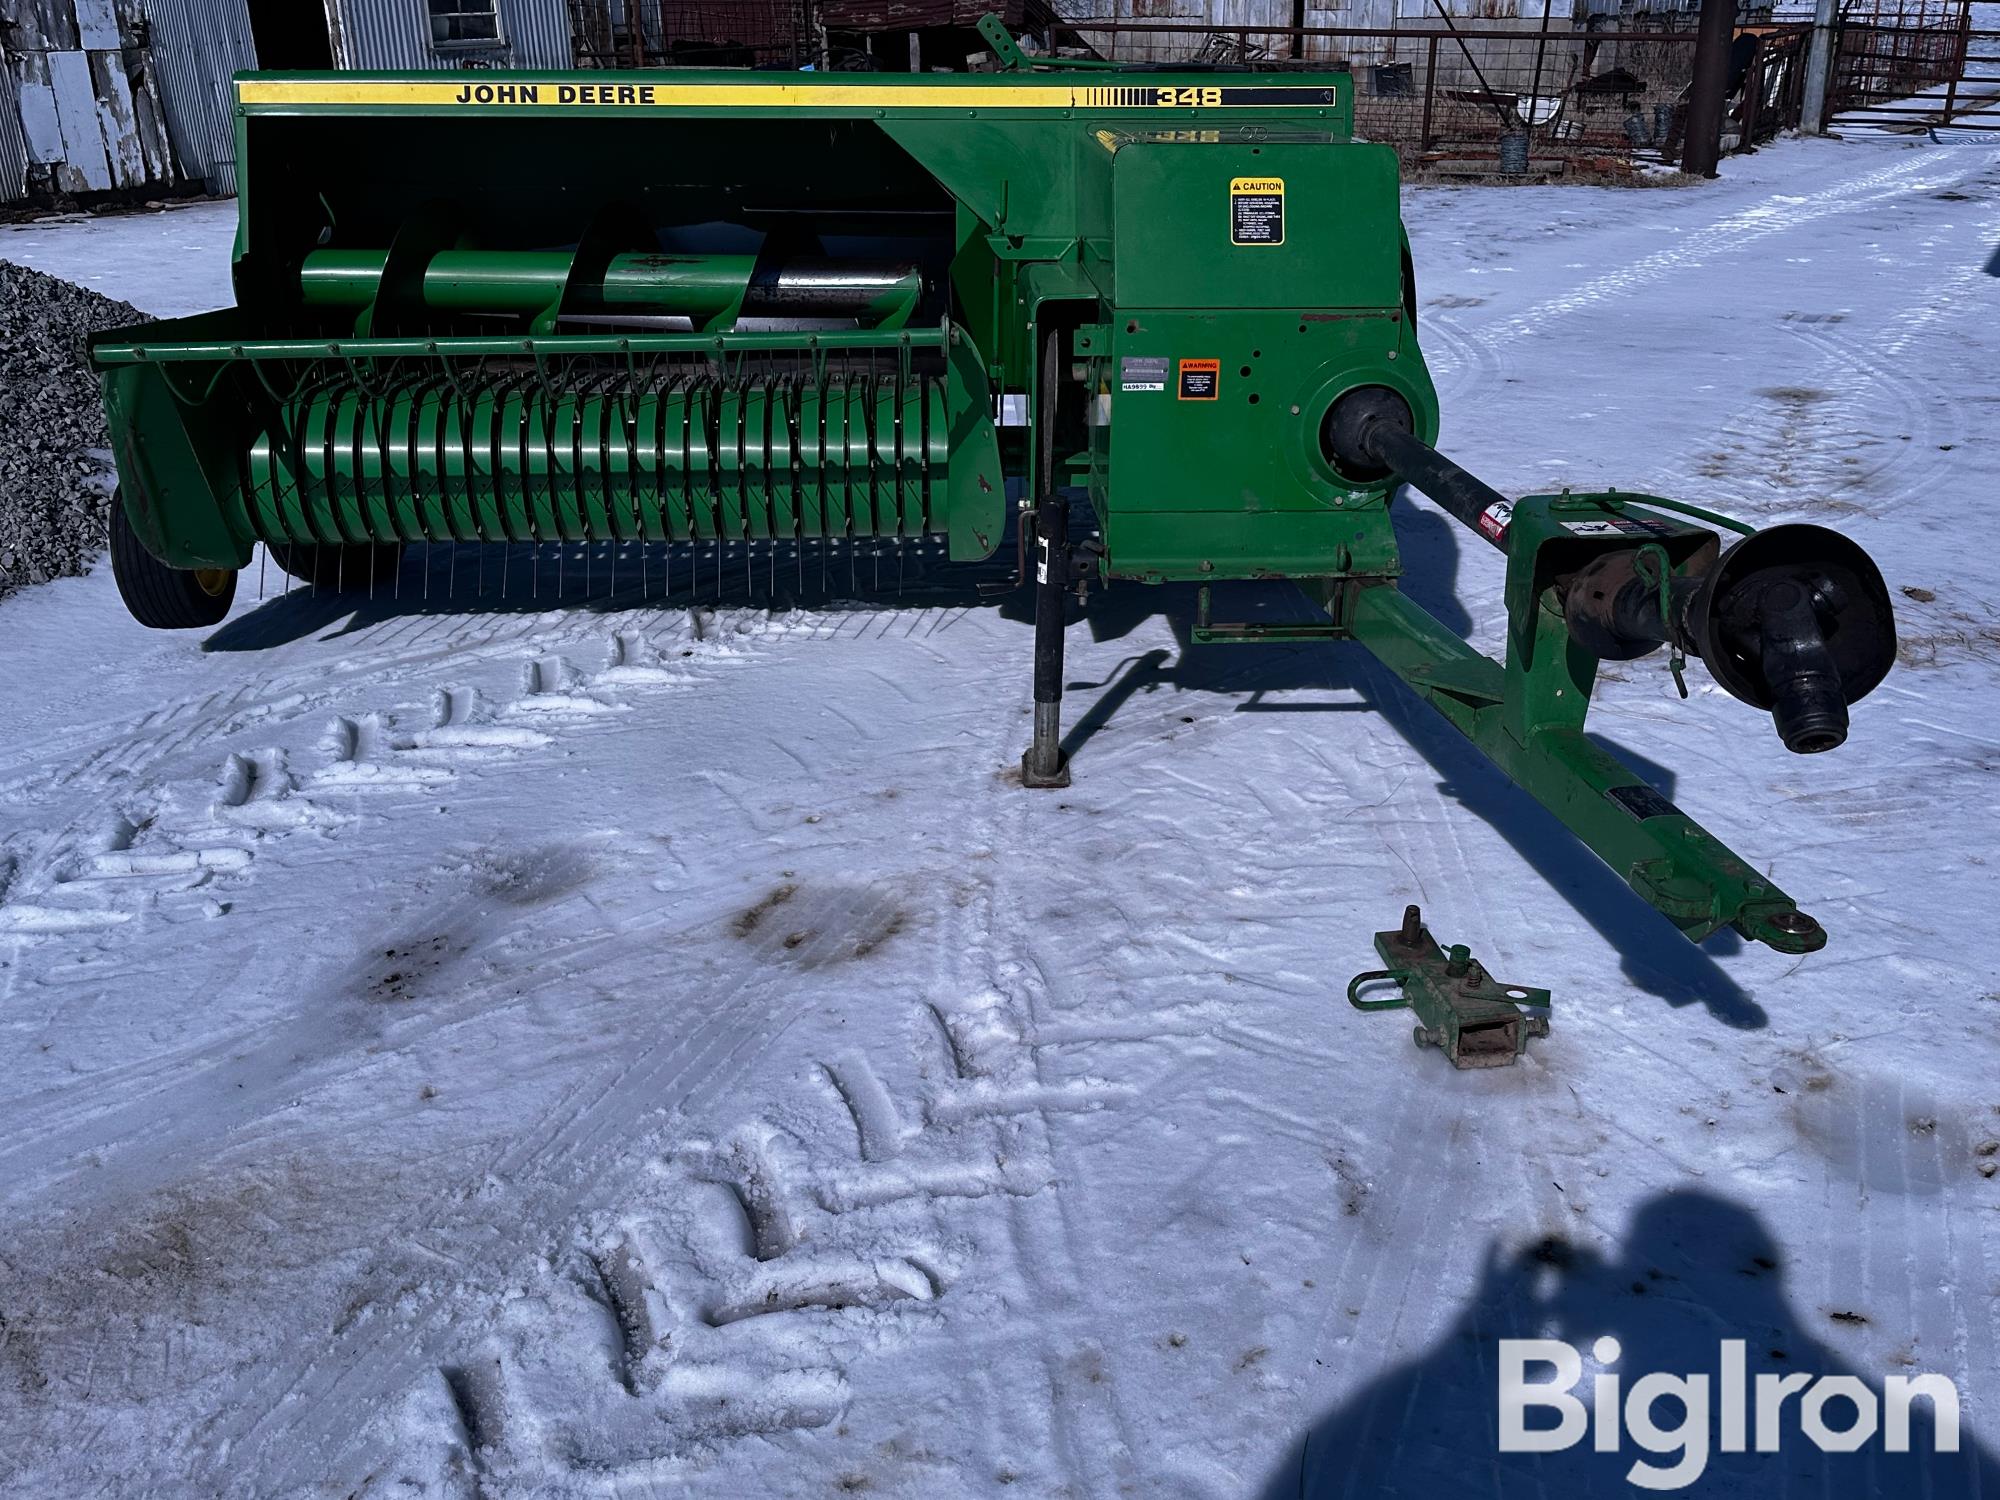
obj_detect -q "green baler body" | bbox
[91,68,1431,587]
[87,64,1859,961]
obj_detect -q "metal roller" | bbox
[243,370,947,547]
[297,249,924,330]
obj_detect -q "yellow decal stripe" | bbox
[239,79,1081,109]
[235,78,1339,111]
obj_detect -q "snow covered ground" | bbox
[2,134,1998,1498]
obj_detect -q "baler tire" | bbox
[109,494,236,630]
[266,540,405,593]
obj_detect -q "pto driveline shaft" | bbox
[1364,425,1514,550]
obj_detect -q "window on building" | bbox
[428,0,505,50]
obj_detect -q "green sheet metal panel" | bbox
[1109,136,1402,311]
[1082,137,1434,582]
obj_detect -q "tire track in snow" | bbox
[1420,308,1510,412]
[1484,147,1966,346]
[1802,1062,2000,1491]
[1665,185,2000,523]
[0,629,741,1205]
[211,887,877,1492]
[412,630,1179,1492]
[1679,314,1963,524]
[496,972,1087,1486]
[175,639,937,1486]
[0,605,632,803]
[0,595,973,818]
[0,617,730,952]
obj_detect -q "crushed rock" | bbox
[0,261,148,601]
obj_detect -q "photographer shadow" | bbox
[1262,1189,1995,1499]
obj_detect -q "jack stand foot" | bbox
[1021,703,1071,787]
[1347,905,1551,1069]
[1019,753,1072,789]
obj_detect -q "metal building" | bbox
[324,0,575,72]
[142,0,257,197]
[2,0,574,208]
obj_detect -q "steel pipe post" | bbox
[1021,496,1072,789]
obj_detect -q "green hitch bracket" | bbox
[1190,583,1355,645]
[975,10,1124,70]
[1346,905,1551,1069]
[978,12,1032,70]
[1347,487,1848,955]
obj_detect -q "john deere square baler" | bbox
[90,24,1895,969]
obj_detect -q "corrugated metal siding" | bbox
[500,0,576,65]
[0,64,29,202]
[141,0,256,196]
[330,0,573,70]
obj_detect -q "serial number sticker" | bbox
[1230,176,1285,246]
[1178,358,1220,400]
[1121,355,1168,392]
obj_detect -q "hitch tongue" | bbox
[1347,906,1550,1069]
[1339,407,1898,758]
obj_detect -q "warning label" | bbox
[1561,515,1675,538]
[1121,355,1168,392]
[1230,176,1285,246]
[1178,358,1220,400]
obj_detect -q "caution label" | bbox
[1178,358,1220,400]
[1230,176,1285,246]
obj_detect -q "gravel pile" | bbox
[0,261,148,601]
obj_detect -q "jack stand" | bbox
[1347,905,1550,1069]
[1020,494,1071,788]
